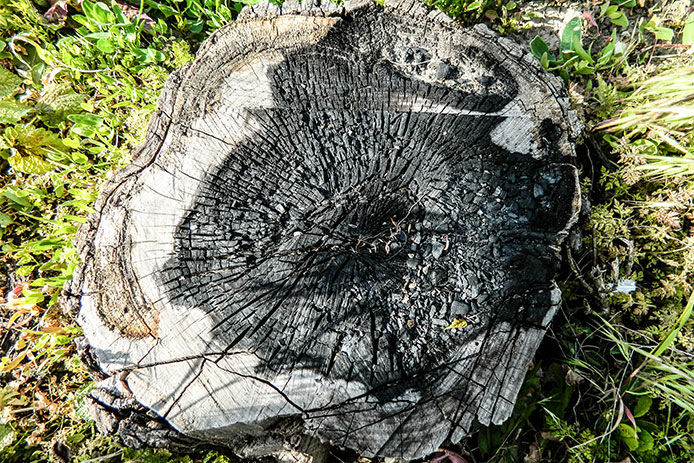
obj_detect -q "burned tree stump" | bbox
[63,0,581,460]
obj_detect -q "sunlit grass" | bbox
[597,64,694,180]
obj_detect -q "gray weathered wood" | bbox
[63,0,581,460]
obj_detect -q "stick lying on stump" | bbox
[62,0,581,460]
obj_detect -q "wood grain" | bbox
[63,0,581,460]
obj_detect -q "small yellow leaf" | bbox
[6,310,27,328]
[0,351,26,373]
[39,326,67,335]
[444,319,468,330]
[8,155,53,174]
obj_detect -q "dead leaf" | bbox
[583,11,599,32]
[524,443,541,462]
[565,368,584,386]
[1,352,26,373]
[430,449,468,463]
[541,431,562,442]
[44,1,69,25]
[114,0,156,31]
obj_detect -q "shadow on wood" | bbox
[62,0,581,460]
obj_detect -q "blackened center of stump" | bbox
[158,50,565,393]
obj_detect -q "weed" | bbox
[597,64,694,160]
[516,4,694,463]
[530,16,630,82]
[0,0,196,460]
[424,0,528,32]
[0,1,692,462]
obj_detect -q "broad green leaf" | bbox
[0,100,31,124]
[154,18,168,35]
[0,423,14,450]
[609,11,628,27]
[71,15,92,29]
[159,4,178,17]
[8,155,53,174]
[63,137,81,149]
[614,0,636,7]
[465,1,482,11]
[37,92,85,127]
[540,52,549,69]
[61,200,95,214]
[600,3,613,17]
[31,238,66,250]
[144,0,177,17]
[82,1,114,25]
[637,429,654,452]
[636,420,660,435]
[478,430,491,454]
[597,30,617,66]
[559,69,569,83]
[485,9,499,20]
[653,27,674,41]
[84,32,111,40]
[134,48,165,64]
[0,67,23,99]
[1,190,32,208]
[70,151,89,164]
[70,125,96,138]
[574,40,594,64]
[22,289,44,305]
[633,396,652,417]
[530,35,550,59]
[55,335,72,345]
[0,212,12,228]
[560,17,582,54]
[618,423,639,451]
[573,60,594,75]
[68,113,104,126]
[683,12,694,45]
[54,178,66,197]
[96,39,116,53]
[4,126,18,144]
[40,91,85,114]
[632,138,658,156]
[190,19,204,34]
[111,0,128,24]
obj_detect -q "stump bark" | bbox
[63,0,582,460]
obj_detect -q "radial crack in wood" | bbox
[63,0,582,460]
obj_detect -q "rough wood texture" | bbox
[63,0,582,460]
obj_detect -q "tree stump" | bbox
[63,0,582,460]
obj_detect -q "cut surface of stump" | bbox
[64,0,581,460]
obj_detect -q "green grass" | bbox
[0,1,693,462]
[0,1,204,461]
